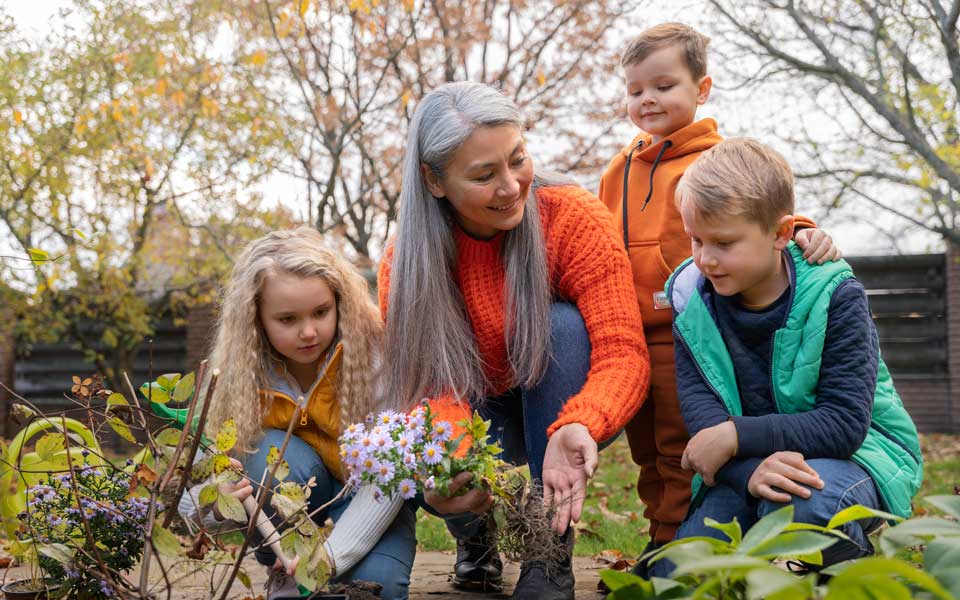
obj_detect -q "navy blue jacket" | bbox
[675,261,879,498]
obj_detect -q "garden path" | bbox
[1,552,607,599]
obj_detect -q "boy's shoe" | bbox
[452,516,503,592]
[785,559,833,585]
[597,538,665,595]
[510,530,575,600]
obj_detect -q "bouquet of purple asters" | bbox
[338,404,462,501]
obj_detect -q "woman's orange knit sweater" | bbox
[378,184,650,443]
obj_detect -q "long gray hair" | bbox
[383,81,558,407]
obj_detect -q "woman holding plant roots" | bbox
[180,227,417,599]
[379,81,650,599]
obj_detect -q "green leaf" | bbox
[747,531,839,559]
[38,543,76,564]
[925,537,960,574]
[34,433,65,461]
[106,392,128,407]
[216,493,247,523]
[672,554,769,576]
[216,418,237,453]
[828,557,954,600]
[157,373,182,390]
[198,484,218,508]
[880,517,960,556]
[271,491,303,520]
[192,455,215,480]
[237,567,252,590]
[107,416,137,443]
[172,372,196,404]
[140,382,170,404]
[152,523,181,556]
[211,454,231,475]
[154,428,182,447]
[746,566,813,600]
[738,505,794,555]
[295,546,318,591]
[827,504,902,529]
[925,495,960,520]
[705,516,742,545]
[27,247,49,262]
[599,570,654,597]
[266,445,289,482]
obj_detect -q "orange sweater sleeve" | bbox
[541,186,651,442]
[793,214,817,231]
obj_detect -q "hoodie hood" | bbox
[619,118,722,163]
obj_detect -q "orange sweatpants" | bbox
[624,341,692,543]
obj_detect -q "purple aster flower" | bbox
[422,442,444,465]
[396,478,417,500]
[431,421,453,442]
[374,460,396,484]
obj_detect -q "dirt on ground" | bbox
[1,551,608,599]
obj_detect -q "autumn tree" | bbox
[230,0,645,260]
[707,0,960,247]
[0,0,288,384]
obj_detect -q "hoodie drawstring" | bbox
[621,139,673,252]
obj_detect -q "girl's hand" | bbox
[424,472,494,515]
[793,228,842,264]
[542,423,598,535]
[681,421,737,486]
[747,451,825,503]
[273,554,300,577]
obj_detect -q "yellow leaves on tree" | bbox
[349,0,372,14]
[403,0,415,12]
[201,97,220,117]
[248,49,268,68]
[13,110,22,126]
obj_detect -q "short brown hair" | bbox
[621,22,710,79]
[676,138,795,230]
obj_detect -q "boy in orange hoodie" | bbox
[598,22,837,574]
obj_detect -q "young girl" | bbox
[181,226,415,600]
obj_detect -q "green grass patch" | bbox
[415,436,648,556]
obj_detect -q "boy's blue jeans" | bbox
[244,429,417,600]
[440,302,605,540]
[649,458,884,578]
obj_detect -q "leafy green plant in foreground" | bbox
[601,496,960,599]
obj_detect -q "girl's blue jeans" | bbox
[244,429,417,600]
[439,302,610,540]
[649,458,884,578]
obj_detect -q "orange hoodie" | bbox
[599,119,815,345]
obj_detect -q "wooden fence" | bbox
[2,254,958,436]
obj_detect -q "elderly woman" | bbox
[377,81,649,600]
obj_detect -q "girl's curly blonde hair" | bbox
[205,226,383,454]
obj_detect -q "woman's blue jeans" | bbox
[244,430,417,599]
[440,302,606,540]
[648,458,885,578]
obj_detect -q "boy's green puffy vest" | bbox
[667,243,923,518]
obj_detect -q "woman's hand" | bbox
[680,421,738,486]
[747,451,824,503]
[423,472,494,515]
[793,228,842,264]
[542,423,598,535]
